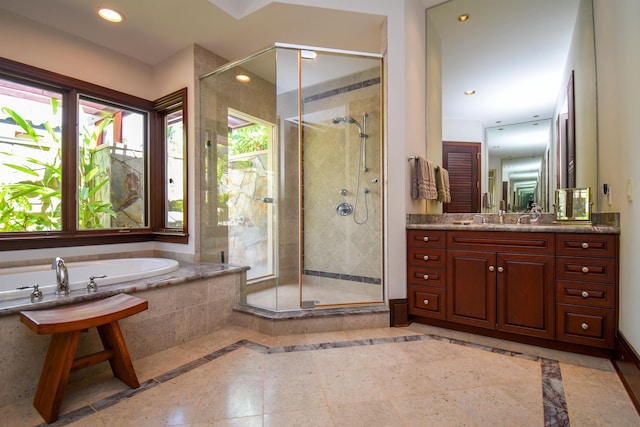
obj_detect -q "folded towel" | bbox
[436,166,451,203]
[411,157,437,200]
[482,192,493,209]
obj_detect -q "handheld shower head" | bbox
[332,116,363,134]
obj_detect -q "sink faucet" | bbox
[473,215,487,224]
[52,257,70,296]
[499,210,505,224]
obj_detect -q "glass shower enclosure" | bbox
[200,44,383,311]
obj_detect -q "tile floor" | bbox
[2,322,638,426]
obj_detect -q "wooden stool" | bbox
[20,293,148,423]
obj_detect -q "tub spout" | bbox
[52,257,70,296]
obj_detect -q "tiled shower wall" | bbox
[301,67,382,284]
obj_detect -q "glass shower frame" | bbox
[199,43,384,311]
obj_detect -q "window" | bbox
[153,89,187,232]
[0,58,188,249]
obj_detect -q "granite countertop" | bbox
[0,262,248,316]
[407,213,620,234]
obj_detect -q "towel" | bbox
[411,157,437,200]
[482,192,493,209]
[435,166,451,203]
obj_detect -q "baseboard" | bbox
[389,298,409,327]
[613,331,640,413]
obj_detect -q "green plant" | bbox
[0,103,116,232]
[229,124,268,155]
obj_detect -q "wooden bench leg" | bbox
[33,331,81,424]
[97,321,140,388]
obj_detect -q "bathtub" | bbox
[0,258,180,301]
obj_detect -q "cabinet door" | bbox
[497,253,555,339]
[447,250,496,329]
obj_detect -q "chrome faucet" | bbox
[52,257,70,296]
[498,210,505,224]
[473,215,487,224]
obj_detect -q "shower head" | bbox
[332,116,363,134]
[332,116,354,125]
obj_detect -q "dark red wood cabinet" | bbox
[407,229,619,353]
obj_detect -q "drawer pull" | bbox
[581,322,589,330]
[581,266,590,274]
[581,291,590,298]
[423,275,429,280]
[423,256,429,261]
[489,266,495,272]
[582,242,589,249]
[423,236,429,242]
[497,266,504,273]
[423,299,429,305]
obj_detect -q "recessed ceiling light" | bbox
[495,120,502,124]
[458,14,470,22]
[464,90,476,95]
[533,114,540,118]
[97,7,124,23]
[235,74,251,83]
[533,122,539,126]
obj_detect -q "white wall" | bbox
[0,11,152,99]
[594,0,640,352]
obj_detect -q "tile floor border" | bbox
[36,332,572,427]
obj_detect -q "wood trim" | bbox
[389,298,410,327]
[614,332,640,414]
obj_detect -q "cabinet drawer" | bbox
[556,256,617,283]
[557,304,615,348]
[556,281,616,308]
[408,285,445,320]
[407,266,446,287]
[407,230,446,248]
[556,233,617,257]
[407,248,446,268]
[447,231,554,254]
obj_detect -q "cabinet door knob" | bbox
[489,266,495,272]
[423,255,429,261]
[497,266,504,273]
[423,236,429,242]
[581,291,590,298]
[581,242,589,249]
[581,322,589,330]
[423,299,429,305]
[581,266,590,274]
[423,274,429,280]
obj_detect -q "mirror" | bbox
[427,0,598,213]
[555,187,591,221]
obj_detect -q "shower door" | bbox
[298,49,384,307]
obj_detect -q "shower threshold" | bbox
[233,302,389,333]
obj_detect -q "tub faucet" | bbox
[52,257,70,296]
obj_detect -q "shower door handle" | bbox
[258,197,273,203]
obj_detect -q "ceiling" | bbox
[0,0,386,67]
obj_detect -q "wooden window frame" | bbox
[0,57,188,250]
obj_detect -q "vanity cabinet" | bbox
[407,230,447,320]
[556,233,618,348]
[406,228,619,354]
[447,231,555,339]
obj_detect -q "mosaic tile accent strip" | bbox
[303,269,382,285]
